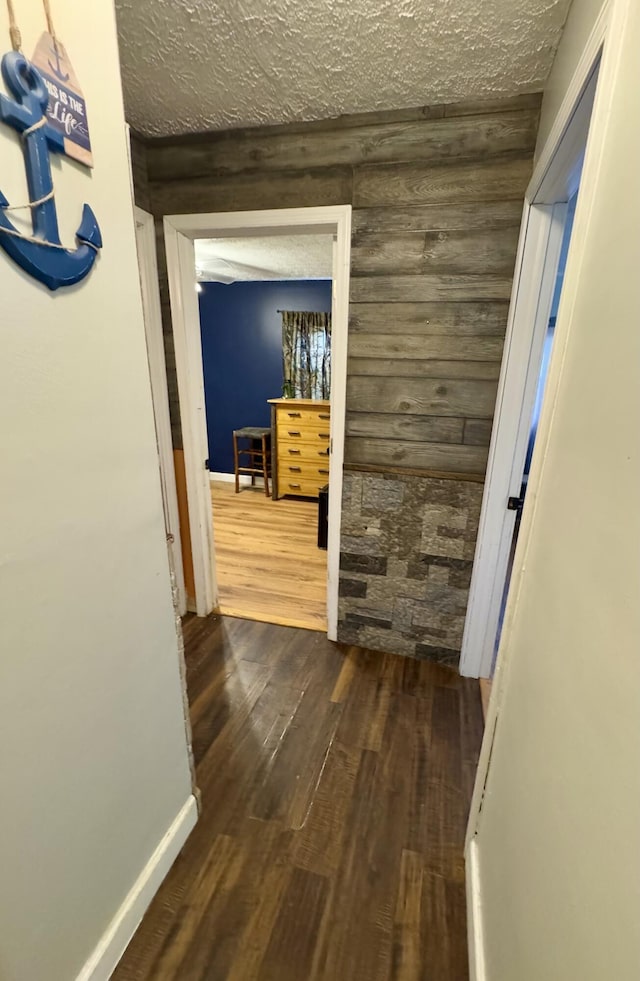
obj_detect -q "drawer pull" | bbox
[287,411,301,418]
[287,448,301,455]
[318,450,328,456]
[288,430,301,437]
[319,469,329,475]
[319,413,330,420]
[319,432,330,439]
[288,466,302,472]
[288,483,301,489]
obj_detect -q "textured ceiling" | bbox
[194,234,333,283]
[115,0,571,138]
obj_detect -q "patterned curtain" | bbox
[281,311,331,399]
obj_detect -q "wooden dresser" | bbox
[268,398,331,499]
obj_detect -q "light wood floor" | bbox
[113,615,484,981]
[211,481,327,632]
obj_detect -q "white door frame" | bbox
[163,205,352,636]
[459,8,607,680]
[134,207,187,615]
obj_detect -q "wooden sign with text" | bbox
[31,32,92,168]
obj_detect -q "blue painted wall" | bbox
[199,280,332,474]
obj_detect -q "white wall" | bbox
[0,4,195,980]
[473,1,640,978]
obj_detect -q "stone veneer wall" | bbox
[338,471,484,665]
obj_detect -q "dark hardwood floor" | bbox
[113,614,483,981]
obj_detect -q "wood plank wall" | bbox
[130,133,150,212]
[138,94,539,474]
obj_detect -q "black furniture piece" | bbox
[317,484,329,549]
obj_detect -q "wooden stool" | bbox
[233,427,271,497]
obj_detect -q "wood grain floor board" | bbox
[113,615,483,981]
[225,837,295,981]
[211,481,327,632]
[291,737,363,878]
[391,849,424,981]
[312,747,395,981]
[334,647,394,753]
[422,685,467,884]
[256,867,330,981]
[191,657,272,769]
[149,833,245,980]
[420,871,469,981]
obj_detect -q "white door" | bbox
[459,61,600,679]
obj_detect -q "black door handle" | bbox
[508,482,527,512]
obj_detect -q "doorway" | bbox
[163,206,351,641]
[490,190,579,671]
[460,60,600,679]
[195,234,334,631]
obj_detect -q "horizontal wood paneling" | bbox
[347,358,501,381]
[346,376,499,418]
[130,134,150,212]
[139,95,536,481]
[353,154,532,208]
[442,92,541,117]
[345,412,464,443]
[345,436,489,474]
[351,226,520,277]
[463,418,494,446]
[147,94,540,153]
[348,301,510,336]
[149,166,353,217]
[148,109,537,182]
[347,332,504,361]
[351,200,523,235]
[343,461,485,484]
[148,104,449,153]
[350,274,514,303]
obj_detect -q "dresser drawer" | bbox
[278,443,330,467]
[277,475,326,498]
[276,419,331,441]
[277,405,331,428]
[277,460,331,483]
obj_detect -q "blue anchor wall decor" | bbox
[0,50,101,291]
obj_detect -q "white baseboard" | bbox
[75,795,198,981]
[466,837,487,981]
[209,471,265,488]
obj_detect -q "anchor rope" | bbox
[5,0,61,55]
[42,0,60,53]
[22,116,47,138]
[2,188,54,211]
[5,0,21,51]
[0,224,99,251]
